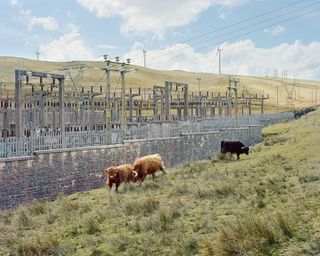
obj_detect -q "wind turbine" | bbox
[216,45,222,75]
[36,49,40,61]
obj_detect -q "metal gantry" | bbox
[0,67,269,139]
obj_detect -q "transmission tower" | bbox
[58,64,88,98]
[282,70,296,110]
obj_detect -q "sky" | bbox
[1,0,320,80]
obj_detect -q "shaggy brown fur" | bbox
[104,164,134,191]
[132,153,166,183]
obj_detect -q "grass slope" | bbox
[1,56,320,112]
[0,109,320,255]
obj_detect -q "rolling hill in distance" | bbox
[1,56,320,112]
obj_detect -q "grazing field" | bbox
[0,108,320,255]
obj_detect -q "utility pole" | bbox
[196,77,201,117]
[196,77,201,95]
[15,70,23,138]
[143,49,147,68]
[120,63,126,142]
[119,58,133,142]
[276,85,279,113]
[103,55,112,144]
[228,77,240,127]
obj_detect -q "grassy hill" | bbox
[1,56,320,113]
[0,108,319,255]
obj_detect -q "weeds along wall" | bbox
[0,126,262,210]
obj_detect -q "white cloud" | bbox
[264,26,285,36]
[76,0,248,37]
[95,44,118,49]
[27,16,58,31]
[39,24,94,61]
[125,40,320,80]
[11,2,58,31]
[10,0,21,7]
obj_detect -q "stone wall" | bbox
[0,126,262,210]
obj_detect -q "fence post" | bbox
[15,70,23,138]
[59,78,65,147]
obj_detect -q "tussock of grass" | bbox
[200,237,215,256]
[122,197,159,216]
[264,136,288,146]
[140,206,180,233]
[27,201,48,216]
[307,237,320,255]
[107,234,131,253]
[174,235,199,256]
[83,215,100,234]
[14,209,34,230]
[195,186,215,199]
[299,169,320,183]
[217,153,233,161]
[15,234,61,256]
[213,213,295,255]
[214,181,234,197]
[169,184,190,196]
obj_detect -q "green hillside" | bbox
[0,108,319,255]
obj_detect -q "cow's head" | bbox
[105,167,118,188]
[243,146,249,155]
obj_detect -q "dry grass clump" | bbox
[27,201,48,216]
[195,186,215,199]
[217,153,234,161]
[174,234,199,256]
[214,181,235,197]
[169,184,190,196]
[299,169,320,183]
[141,206,180,233]
[209,212,295,256]
[15,234,61,256]
[264,136,288,146]
[122,197,159,216]
[14,209,34,230]
[83,215,101,234]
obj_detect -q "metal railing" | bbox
[0,112,294,158]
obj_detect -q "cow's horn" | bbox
[133,171,138,178]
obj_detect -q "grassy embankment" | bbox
[0,108,320,255]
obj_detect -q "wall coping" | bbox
[180,131,221,136]
[33,144,123,155]
[0,155,35,162]
[123,136,181,144]
[247,125,262,128]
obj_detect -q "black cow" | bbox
[220,140,249,160]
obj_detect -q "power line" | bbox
[180,0,308,44]
[287,61,320,74]
[129,0,313,63]
[147,6,320,68]
[183,2,318,54]
[148,2,320,66]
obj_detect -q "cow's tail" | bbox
[160,159,167,174]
